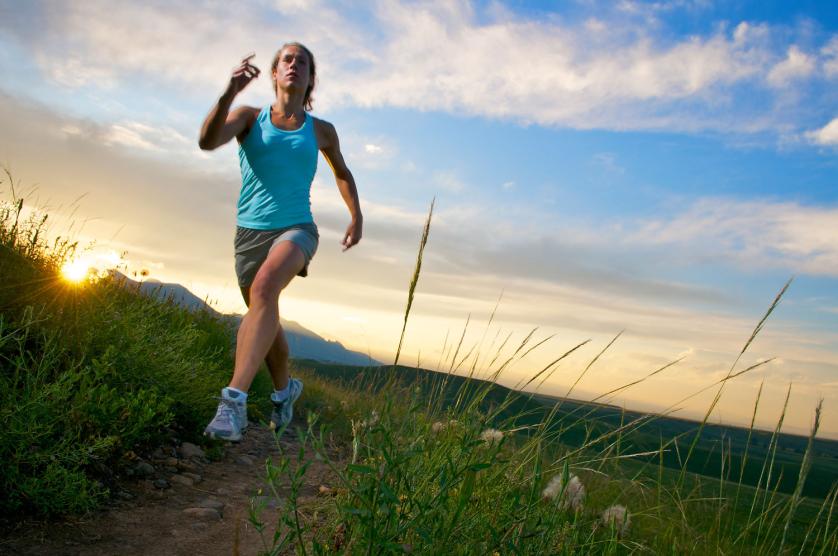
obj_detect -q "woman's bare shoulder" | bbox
[233,106,261,142]
[312,116,338,146]
[235,105,261,119]
[312,116,335,131]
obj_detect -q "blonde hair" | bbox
[271,42,316,111]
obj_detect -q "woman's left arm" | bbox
[317,119,363,251]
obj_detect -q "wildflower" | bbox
[361,410,379,428]
[480,428,504,446]
[601,504,630,537]
[542,474,585,512]
[431,421,446,433]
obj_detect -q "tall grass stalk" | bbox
[393,198,434,368]
[730,379,765,537]
[678,279,792,488]
[779,399,823,553]
[736,382,793,546]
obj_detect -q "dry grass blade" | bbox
[487,326,539,382]
[594,355,684,406]
[779,398,823,553]
[516,338,591,392]
[730,378,765,538]
[447,314,471,373]
[679,278,791,486]
[564,330,623,401]
[393,198,434,368]
[469,290,503,374]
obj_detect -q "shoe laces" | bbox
[214,397,241,425]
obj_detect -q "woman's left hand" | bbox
[342,217,363,251]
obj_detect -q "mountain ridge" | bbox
[116,274,381,367]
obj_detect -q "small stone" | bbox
[179,442,205,459]
[190,522,209,531]
[197,498,224,512]
[164,456,180,468]
[117,491,134,500]
[182,472,202,483]
[216,487,230,496]
[183,507,221,520]
[153,478,170,489]
[165,466,179,474]
[170,475,195,487]
[134,462,155,477]
[235,455,254,466]
[177,460,199,473]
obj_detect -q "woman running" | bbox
[198,43,362,440]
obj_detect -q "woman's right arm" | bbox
[198,55,260,151]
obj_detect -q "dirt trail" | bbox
[0,424,336,556]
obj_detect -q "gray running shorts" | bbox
[234,223,319,288]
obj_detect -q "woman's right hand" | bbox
[226,53,260,96]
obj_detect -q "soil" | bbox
[0,424,340,556]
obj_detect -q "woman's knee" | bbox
[249,243,305,306]
[248,276,279,308]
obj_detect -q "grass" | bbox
[0,176,834,553]
[249,202,835,554]
[0,177,271,517]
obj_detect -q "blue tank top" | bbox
[236,107,318,229]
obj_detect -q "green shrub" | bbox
[0,189,248,517]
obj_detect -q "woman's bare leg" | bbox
[230,241,304,392]
[239,288,291,391]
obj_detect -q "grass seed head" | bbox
[480,428,504,446]
[542,474,585,512]
[601,504,631,537]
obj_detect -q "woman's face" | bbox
[273,45,311,95]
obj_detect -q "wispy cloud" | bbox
[104,121,192,153]
[766,46,816,88]
[3,1,837,139]
[630,198,838,276]
[806,117,838,146]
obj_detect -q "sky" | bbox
[0,0,836,437]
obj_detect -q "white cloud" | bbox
[432,171,467,194]
[364,143,383,154]
[102,121,194,161]
[40,55,118,89]
[3,1,834,137]
[766,46,816,88]
[630,198,838,276]
[806,117,838,146]
[105,123,159,151]
[592,152,624,174]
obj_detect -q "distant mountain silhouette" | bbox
[113,272,381,366]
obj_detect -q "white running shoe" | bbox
[204,388,247,441]
[270,378,303,431]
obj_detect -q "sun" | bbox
[61,258,92,283]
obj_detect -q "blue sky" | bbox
[0,0,836,436]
